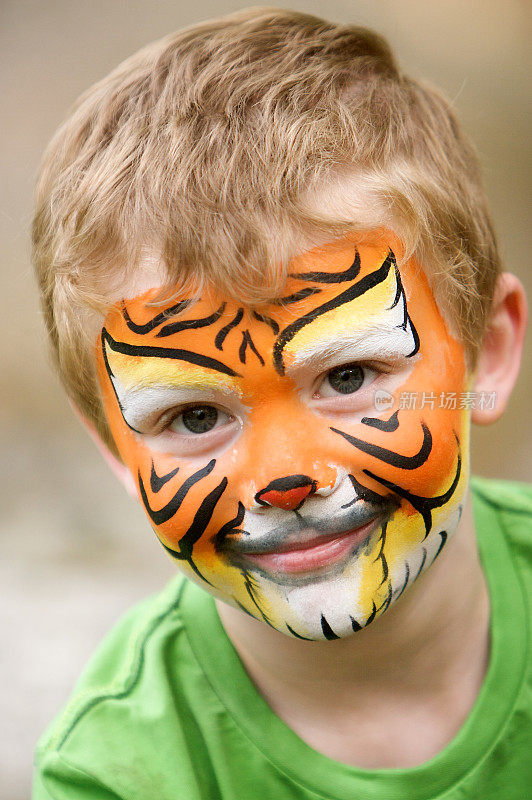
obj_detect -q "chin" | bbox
[218,501,465,641]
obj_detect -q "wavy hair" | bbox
[32,7,500,451]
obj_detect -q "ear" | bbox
[69,402,139,498]
[471,272,528,425]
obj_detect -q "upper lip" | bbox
[219,503,386,557]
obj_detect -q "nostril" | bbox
[255,474,317,511]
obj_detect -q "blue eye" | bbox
[327,364,365,394]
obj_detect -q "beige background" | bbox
[1,1,530,797]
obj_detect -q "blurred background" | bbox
[1,1,530,797]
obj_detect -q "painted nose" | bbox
[255,474,317,511]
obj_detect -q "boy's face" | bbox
[97,232,470,640]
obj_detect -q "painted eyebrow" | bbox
[273,253,394,375]
[101,328,242,378]
[285,325,415,372]
[119,380,242,396]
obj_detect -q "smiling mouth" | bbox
[230,513,384,576]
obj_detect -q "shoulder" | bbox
[470,474,532,517]
[33,574,196,798]
[38,574,189,753]
[471,474,532,570]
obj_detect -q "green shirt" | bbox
[33,476,532,799]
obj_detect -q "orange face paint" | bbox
[97,232,470,640]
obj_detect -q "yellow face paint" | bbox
[283,242,399,363]
[97,232,470,640]
[103,334,241,393]
[104,346,242,394]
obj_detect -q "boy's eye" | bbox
[169,405,230,435]
[182,406,219,433]
[324,364,365,395]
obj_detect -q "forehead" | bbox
[99,233,450,395]
[106,234,439,330]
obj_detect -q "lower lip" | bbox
[243,518,381,575]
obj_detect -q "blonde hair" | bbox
[33,6,501,452]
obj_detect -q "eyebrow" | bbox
[285,324,416,373]
[101,332,243,431]
[101,328,241,378]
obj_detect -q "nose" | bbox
[255,474,317,511]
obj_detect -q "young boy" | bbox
[32,8,530,799]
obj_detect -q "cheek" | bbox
[395,346,469,495]
[383,404,467,496]
[311,375,469,506]
[334,412,464,500]
[144,477,237,547]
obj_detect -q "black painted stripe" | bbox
[386,264,420,358]
[156,304,226,337]
[289,249,361,284]
[176,478,228,562]
[215,308,244,350]
[100,328,143,434]
[273,252,393,375]
[361,410,399,432]
[252,311,280,335]
[241,570,273,626]
[239,329,265,366]
[150,463,179,493]
[157,477,228,586]
[380,554,389,584]
[363,435,461,538]
[395,269,420,358]
[273,287,322,305]
[102,327,241,377]
[341,474,387,508]
[406,314,420,357]
[414,548,427,581]
[394,562,410,600]
[378,583,393,614]
[138,459,216,526]
[331,422,432,470]
[286,624,313,641]
[158,539,212,586]
[122,300,192,335]
[214,502,246,550]
[398,281,409,331]
[432,530,448,563]
[388,265,402,310]
[321,614,340,640]
[365,602,377,626]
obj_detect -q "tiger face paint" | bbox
[96,233,470,640]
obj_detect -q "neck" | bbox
[216,489,490,753]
